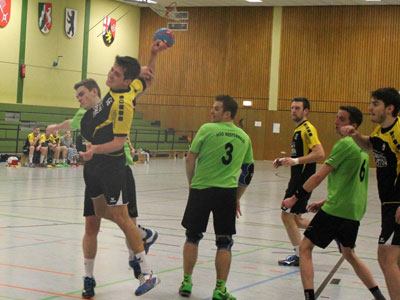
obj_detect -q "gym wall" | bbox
[137,6,400,160]
[0,0,141,107]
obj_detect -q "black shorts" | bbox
[304,209,359,249]
[83,156,128,206]
[182,187,237,235]
[378,204,400,246]
[83,166,138,217]
[283,178,312,214]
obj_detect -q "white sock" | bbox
[137,224,148,240]
[294,246,299,257]
[55,159,59,164]
[62,159,65,163]
[125,238,136,261]
[135,251,151,274]
[84,258,95,278]
[40,155,44,164]
[29,155,33,163]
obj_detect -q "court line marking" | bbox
[0,263,74,276]
[202,269,300,300]
[0,284,86,299]
[38,243,284,300]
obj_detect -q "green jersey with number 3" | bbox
[189,122,254,189]
[322,136,369,221]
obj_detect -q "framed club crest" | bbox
[38,3,52,34]
[0,0,11,28]
[65,8,77,38]
[102,16,116,46]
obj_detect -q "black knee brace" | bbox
[215,235,234,251]
[185,230,203,246]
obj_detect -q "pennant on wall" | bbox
[0,0,11,28]
[38,3,52,34]
[102,16,116,46]
[65,8,77,38]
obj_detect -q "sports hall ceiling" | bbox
[120,0,399,7]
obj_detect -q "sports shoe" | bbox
[178,280,193,297]
[278,254,299,266]
[62,162,71,167]
[82,276,96,299]
[134,273,160,296]
[29,163,35,168]
[129,257,142,279]
[143,228,158,254]
[212,287,236,300]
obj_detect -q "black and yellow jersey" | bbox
[290,120,321,181]
[40,134,52,144]
[27,133,41,145]
[370,117,400,205]
[51,133,61,145]
[80,78,145,157]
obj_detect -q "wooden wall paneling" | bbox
[279,6,400,113]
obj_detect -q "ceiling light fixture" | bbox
[246,0,263,3]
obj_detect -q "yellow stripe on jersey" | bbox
[92,79,142,138]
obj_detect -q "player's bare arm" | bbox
[185,151,197,185]
[340,125,372,151]
[281,163,334,209]
[280,144,325,167]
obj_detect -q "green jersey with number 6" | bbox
[189,122,254,189]
[322,136,369,221]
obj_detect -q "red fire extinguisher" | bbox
[20,64,26,78]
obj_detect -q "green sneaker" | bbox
[212,288,236,300]
[178,280,192,297]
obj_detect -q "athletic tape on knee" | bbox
[215,235,234,251]
[185,230,203,246]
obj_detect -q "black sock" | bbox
[304,289,315,300]
[369,286,386,300]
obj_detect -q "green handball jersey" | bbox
[322,136,369,221]
[70,108,86,130]
[190,122,254,189]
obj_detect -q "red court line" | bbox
[269,270,284,274]
[0,263,75,276]
[167,256,181,260]
[243,266,256,270]
[0,283,85,299]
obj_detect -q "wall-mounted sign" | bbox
[65,8,77,38]
[102,16,116,46]
[0,0,11,28]
[38,3,52,34]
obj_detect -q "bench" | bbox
[150,150,187,159]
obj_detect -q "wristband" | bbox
[294,186,308,200]
[292,158,299,165]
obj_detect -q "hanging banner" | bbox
[38,2,52,34]
[0,0,11,28]
[65,8,77,38]
[102,16,116,46]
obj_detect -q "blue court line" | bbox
[202,269,300,300]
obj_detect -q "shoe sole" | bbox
[134,277,161,296]
[278,261,299,266]
[179,289,191,297]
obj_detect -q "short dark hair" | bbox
[115,56,141,81]
[74,78,101,98]
[339,106,363,127]
[292,97,310,110]
[215,95,238,120]
[34,125,40,130]
[371,87,400,117]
